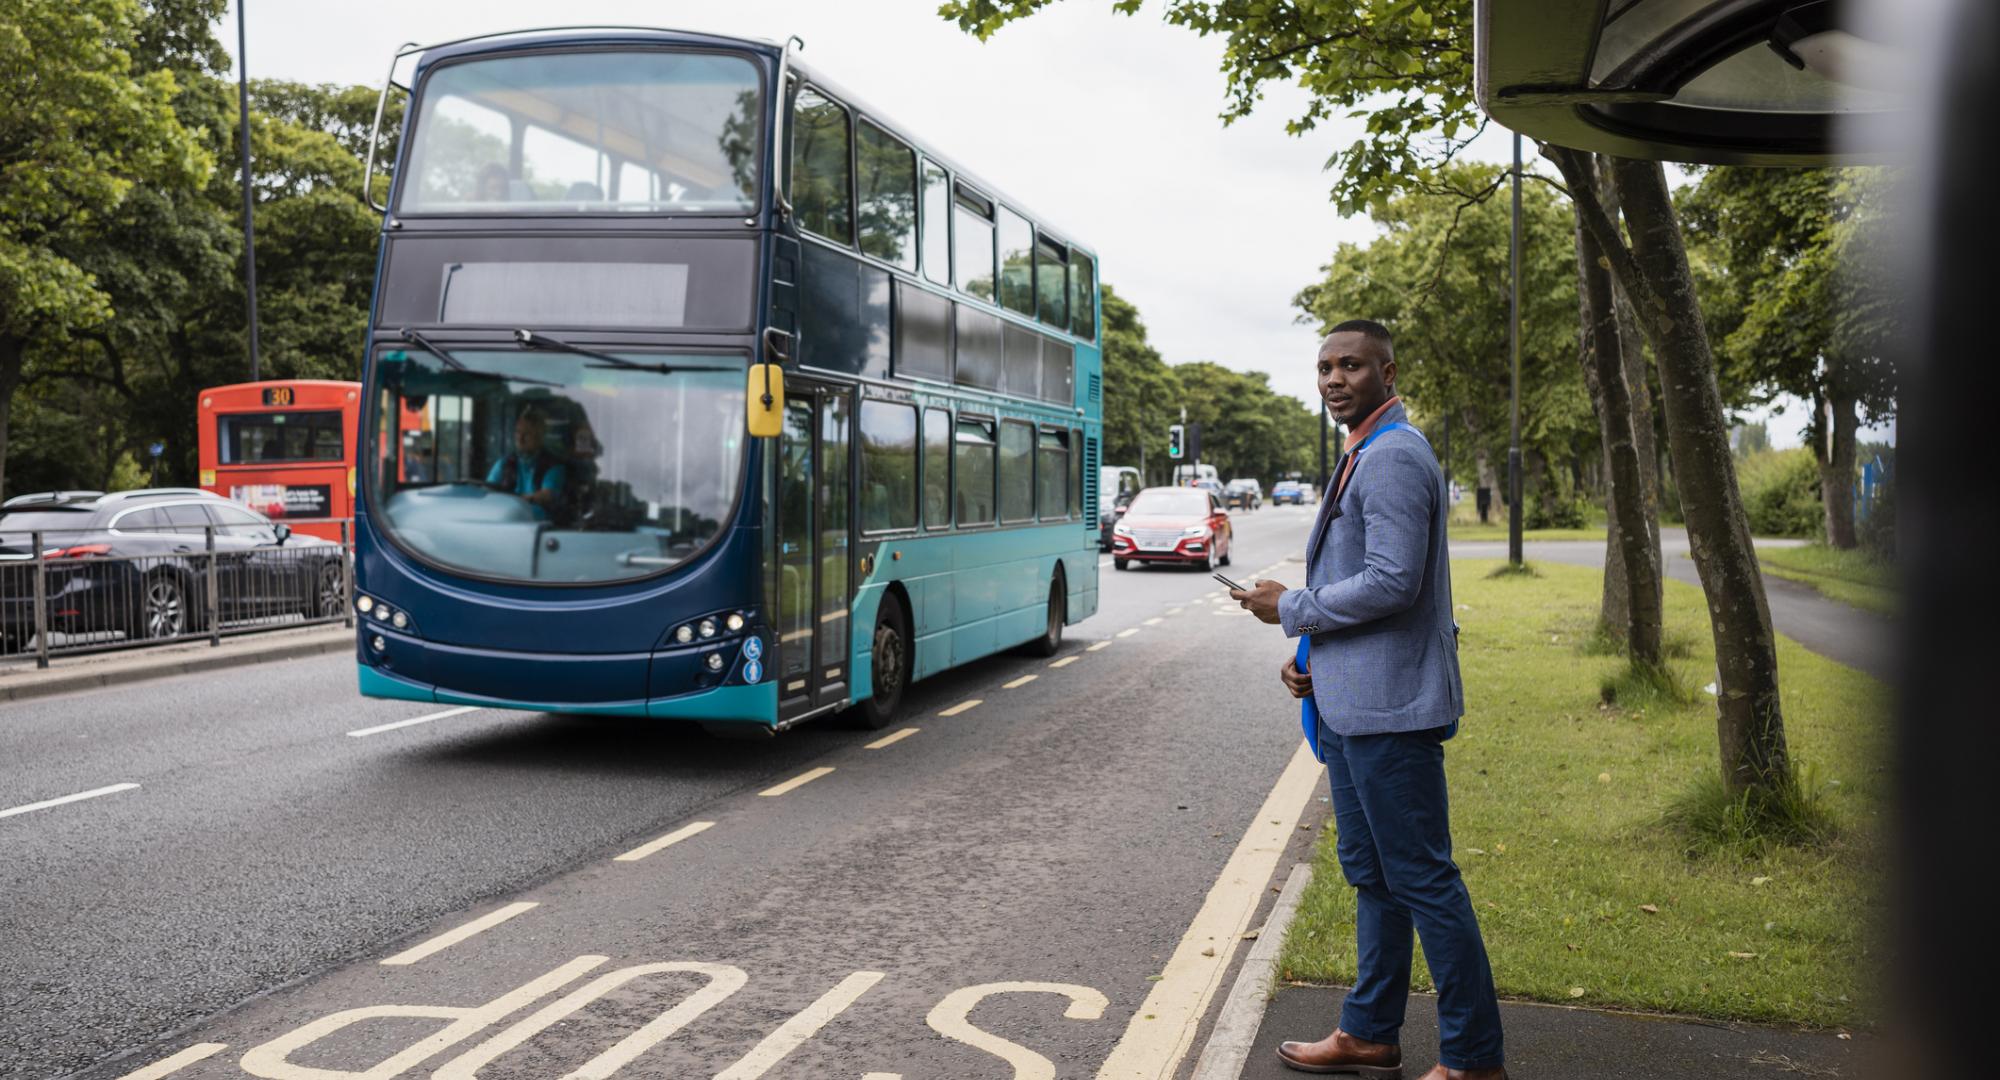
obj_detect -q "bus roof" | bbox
[404,26,1098,258]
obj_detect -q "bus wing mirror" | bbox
[747,363,785,438]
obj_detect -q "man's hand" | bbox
[1231,579,1285,625]
[1280,656,1313,699]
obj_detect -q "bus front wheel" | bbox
[848,594,910,730]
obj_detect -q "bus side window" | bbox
[1037,428,1069,520]
[791,87,853,244]
[954,418,996,526]
[857,120,917,271]
[999,419,1034,524]
[920,160,951,287]
[997,206,1034,317]
[924,408,952,529]
[859,399,918,533]
[1069,251,1097,342]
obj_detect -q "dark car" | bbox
[1109,486,1233,571]
[1223,478,1263,511]
[0,489,344,653]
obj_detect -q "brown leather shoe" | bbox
[1275,1028,1403,1076]
[1413,1065,1508,1080]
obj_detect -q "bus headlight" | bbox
[675,624,695,644]
[704,652,726,672]
[390,610,408,630]
[355,595,375,614]
[370,635,387,652]
[699,618,718,639]
[725,612,745,633]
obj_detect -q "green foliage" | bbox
[1293,162,1598,495]
[1098,284,1183,482]
[2,0,393,494]
[942,0,1478,217]
[1663,764,1838,860]
[1736,449,1822,539]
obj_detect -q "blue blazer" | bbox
[1279,402,1464,740]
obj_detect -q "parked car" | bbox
[0,488,344,653]
[1270,480,1313,506]
[1110,486,1233,571]
[1223,478,1263,511]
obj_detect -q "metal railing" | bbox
[0,521,354,669]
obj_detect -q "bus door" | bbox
[774,380,853,723]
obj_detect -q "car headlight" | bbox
[1113,522,1132,535]
[1183,525,1207,536]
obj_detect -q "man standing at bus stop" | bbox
[1232,320,1505,1080]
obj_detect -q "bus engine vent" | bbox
[1087,373,1102,404]
[1084,436,1100,512]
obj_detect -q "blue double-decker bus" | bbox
[351,27,1103,731]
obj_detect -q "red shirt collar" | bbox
[1344,395,1401,448]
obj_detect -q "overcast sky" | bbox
[227,0,1883,450]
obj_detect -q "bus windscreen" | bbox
[401,51,763,216]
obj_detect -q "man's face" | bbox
[1317,331,1396,426]
[514,417,542,454]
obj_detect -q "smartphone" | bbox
[1213,572,1248,592]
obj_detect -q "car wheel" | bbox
[313,561,345,618]
[1021,575,1065,657]
[1220,539,1232,567]
[1,630,24,657]
[846,593,910,730]
[1202,546,1218,572]
[135,573,192,640]
[1114,558,1130,571]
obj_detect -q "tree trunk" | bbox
[1553,147,1790,797]
[1605,162,1666,595]
[1572,169,1665,665]
[1816,387,1861,549]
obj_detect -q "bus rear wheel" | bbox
[1021,575,1064,657]
[847,594,909,730]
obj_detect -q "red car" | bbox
[1110,486,1233,571]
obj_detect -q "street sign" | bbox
[148,441,165,459]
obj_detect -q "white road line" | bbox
[1095,742,1324,1079]
[759,766,835,797]
[938,699,983,717]
[866,727,921,749]
[1003,674,1038,689]
[1049,656,1080,669]
[1167,607,1185,615]
[114,1043,227,1079]
[1087,641,1112,652]
[714,971,886,1080]
[1116,627,1140,638]
[0,782,138,820]
[1144,617,1163,626]
[613,821,715,862]
[380,901,539,966]
[346,706,481,738]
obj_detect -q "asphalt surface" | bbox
[1,510,1884,1080]
[1451,527,1892,680]
[2,508,1322,1080]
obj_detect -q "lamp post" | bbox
[236,0,262,381]
[1507,131,1523,567]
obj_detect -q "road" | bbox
[1,509,1883,1080]
[2,508,1324,1080]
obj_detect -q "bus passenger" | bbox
[486,407,566,519]
[476,163,509,203]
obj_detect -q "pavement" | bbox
[0,623,353,703]
[1239,981,1878,1079]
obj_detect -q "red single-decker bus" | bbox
[198,381,367,542]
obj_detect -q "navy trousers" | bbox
[1323,725,1504,1071]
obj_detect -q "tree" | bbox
[945,0,1786,799]
[1293,161,1598,529]
[0,0,211,499]
[1099,284,1185,483]
[1683,167,1897,549]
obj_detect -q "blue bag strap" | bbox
[1297,635,1324,763]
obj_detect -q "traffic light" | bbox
[1167,424,1184,459]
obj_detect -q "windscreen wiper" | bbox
[397,327,565,388]
[513,328,699,374]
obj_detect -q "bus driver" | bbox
[485,407,566,520]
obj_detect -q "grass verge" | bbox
[1278,559,1886,1027]
[1447,523,1609,542]
[1759,544,1895,615]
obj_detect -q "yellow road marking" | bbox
[1094,742,1324,1079]
[1116,628,1140,638]
[1088,641,1112,652]
[759,767,835,797]
[938,699,983,717]
[930,983,1110,1079]
[116,1043,226,1079]
[1004,674,1039,689]
[436,961,745,1080]
[1143,617,1163,626]
[613,821,714,862]
[1049,656,1080,668]
[866,727,921,749]
[381,902,539,966]
[714,971,885,1079]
